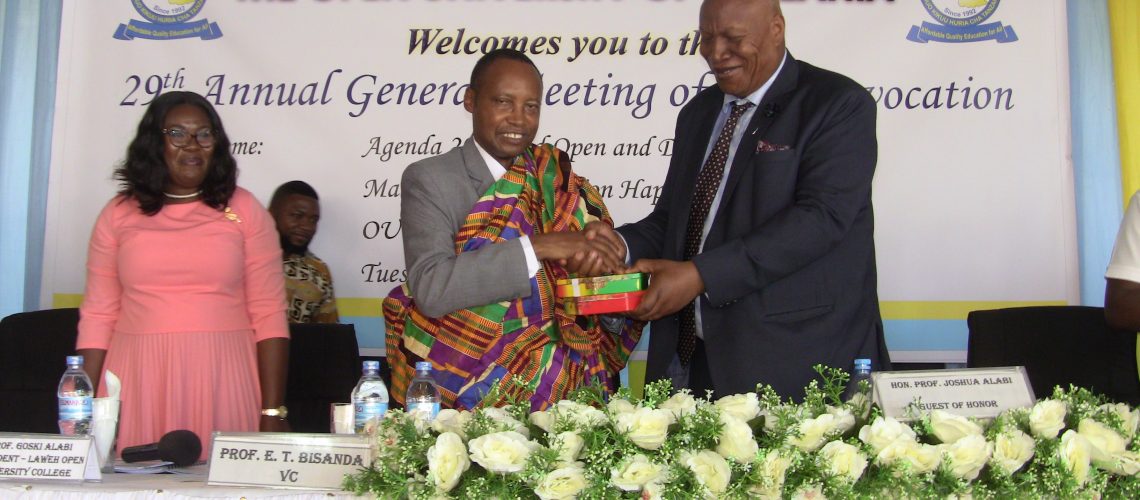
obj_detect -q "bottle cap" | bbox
[415,361,432,371]
[66,355,84,365]
[854,358,871,369]
[363,360,380,371]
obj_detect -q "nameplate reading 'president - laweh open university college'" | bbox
[872,366,1036,421]
[0,433,100,483]
[208,432,372,490]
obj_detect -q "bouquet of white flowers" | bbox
[343,366,1140,499]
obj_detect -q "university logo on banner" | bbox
[113,0,222,41]
[907,0,1018,44]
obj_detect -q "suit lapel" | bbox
[719,55,799,215]
[460,138,495,195]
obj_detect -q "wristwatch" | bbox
[261,405,289,419]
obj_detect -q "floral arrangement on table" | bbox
[343,366,1140,499]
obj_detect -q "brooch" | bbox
[224,207,242,223]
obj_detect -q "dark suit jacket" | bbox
[617,53,888,399]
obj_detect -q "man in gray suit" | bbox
[399,49,622,319]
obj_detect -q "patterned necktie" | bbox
[677,100,753,365]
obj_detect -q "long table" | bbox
[0,465,362,499]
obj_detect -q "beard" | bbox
[280,233,309,257]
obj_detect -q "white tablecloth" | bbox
[0,466,363,499]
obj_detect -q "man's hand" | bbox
[561,221,629,275]
[532,230,624,276]
[628,259,705,321]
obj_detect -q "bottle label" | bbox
[354,401,388,429]
[58,396,92,420]
[407,402,440,421]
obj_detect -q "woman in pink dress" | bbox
[76,91,290,462]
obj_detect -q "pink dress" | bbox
[76,188,288,462]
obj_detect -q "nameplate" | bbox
[873,366,1036,420]
[207,432,372,490]
[0,433,100,482]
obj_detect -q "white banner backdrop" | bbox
[43,0,1075,363]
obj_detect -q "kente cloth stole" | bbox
[384,144,643,411]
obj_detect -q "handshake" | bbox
[531,221,629,276]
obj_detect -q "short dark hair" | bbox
[114,91,237,216]
[469,48,541,91]
[270,180,319,211]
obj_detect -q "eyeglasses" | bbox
[162,128,216,148]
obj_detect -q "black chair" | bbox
[285,323,361,432]
[967,306,1140,405]
[0,308,81,433]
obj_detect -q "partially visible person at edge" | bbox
[77,91,290,462]
[1106,191,1140,333]
[586,0,890,400]
[383,48,642,411]
[269,180,339,324]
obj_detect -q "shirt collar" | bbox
[471,136,508,180]
[722,50,788,108]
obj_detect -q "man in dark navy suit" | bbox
[593,0,889,399]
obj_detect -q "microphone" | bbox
[763,103,780,118]
[121,430,202,466]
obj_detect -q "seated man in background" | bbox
[270,180,339,324]
[384,48,640,411]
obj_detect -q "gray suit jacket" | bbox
[400,138,532,318]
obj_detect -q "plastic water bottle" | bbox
[352,360,389,433]
[58,355,94,436]
[844,358,873,402]
[405,361,441,422]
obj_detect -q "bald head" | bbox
[698,0,786,97]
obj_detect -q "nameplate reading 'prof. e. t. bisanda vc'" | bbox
[0,433,100,483]
[207,432,372,490]
[873,366,1035,421]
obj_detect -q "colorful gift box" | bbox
[554,273,647,298]
[561,291,645,316]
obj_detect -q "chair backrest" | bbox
[0,308,81,432]
[285,323,361,432]
[967,305,1140,405]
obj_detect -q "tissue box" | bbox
[561,291,645,315]
[555,273,647,298]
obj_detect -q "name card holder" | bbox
[0,433,101,483]
[872,366,1036,420]
[208,432,372,490]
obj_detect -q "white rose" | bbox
[607,398,638,417]
[431,409,472,439]
[530,410,554,433]
[858,416,917,454]
[467,430,539,473]
[929,410,984,444]
[940,434,991,481]
[534,465,588,500]
[716,414,759,461]
[902,442,943,475]
[683,450,732,497]
[553,431,584,465]
[825,406,856,435]
[1059,429,1092,485]
[480,407,529,437]
[1098,450,1140,476]
[426,432,471,492]
[991,429,1035,475]
[715,393,761,422]
[552,400,607,429]
[788,414,837,452]
[748,450,792,499]
[616,407,674,451]
[610,454,664,492]
[819,441,868,483]
[1100,402,1140,438]
[790,483,827,500]
[660,392,699,420]
[1078,418,1127,464]
[1028,399,1067,439]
